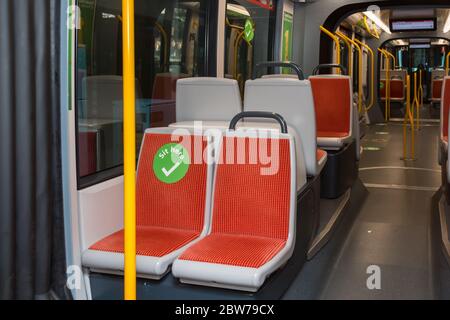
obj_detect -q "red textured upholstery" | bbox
[90,133,208,257]
[310,77,351,138]
[433,79,443,100]
[443,79,450,141]
[78,131,97,177]
[390,79,404,100]
[179,136,292,268]
[317,149,326,162]
[380,79,404,100]
[90,227,200,257]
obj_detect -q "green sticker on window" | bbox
[243,19,254,43]
[153,143,190,184]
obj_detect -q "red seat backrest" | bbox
[310,77,351,136]
[136,132,208,232]
[211,136,292,240]
[433,79,443,100]
[442,78,450,141]
[390,79,404,99]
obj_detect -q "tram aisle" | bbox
[286,122,443,299]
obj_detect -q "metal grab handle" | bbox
[229,111,288,134]
[312,64,347,75]
[253,61,304,80]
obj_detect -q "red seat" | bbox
[173,132,296,291]
[309,76,353,149]
[317,148,327,162]
[432,79,443,102]
[82,129,212,278]
[380,79,405,101]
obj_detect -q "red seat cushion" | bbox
[310,77,351,138]
[317,131,349,138]
[317,149,326,162]
[89,132,208,257]
[90,226,200,257]
[179,136,292,268]
[179,234,286,268]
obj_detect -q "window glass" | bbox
[224,0,277,94]
[76,0,209,182]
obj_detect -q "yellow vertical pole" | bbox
[320,26,341,74]
[446,52,450,76]
[122,0,136,300]
[355,39,375,111]
[413,72,420,131]
[403,75,410,159]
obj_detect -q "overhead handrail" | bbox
[402,74,415,160]
[383,49,397,69]
[355,39,375,111]
[335,32,353,76]
[122,0,136,300]
[378,48,390,121]
[336,32,363,113]
[229,111,288,134]
[363,16,380,39]
[319,26,341,74]
[312,63,347,76]
[253,61,305,80]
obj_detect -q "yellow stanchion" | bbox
[378,49,390,121]
[336,32,363,114]
[320,26,341,74]
[412,72,421,131]
[402,75,415,160]
[355,39,374,112]
[335,32,353,76]
[122,0,137,300]
[446,52,450,76]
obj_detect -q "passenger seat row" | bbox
[84,123,297,292]
[83,66,359,292]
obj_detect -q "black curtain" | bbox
[0,0,68,300]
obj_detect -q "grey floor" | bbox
[285,118,449,299]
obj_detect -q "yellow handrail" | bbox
[403,74,415,160]
[446,51,450,76]
[122,0,136,300]
[383,49,397,69]
[335,32,352,76]
[355,39,375,111]
[412,72,421,130]
[378,48,390,121]
[363,16,380,39]
[336,32,363,113]
[320,26,341,73]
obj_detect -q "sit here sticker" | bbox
[153,143,190,184]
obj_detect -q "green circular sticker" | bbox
[153,143,190,184]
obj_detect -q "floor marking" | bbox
[359,166,440,173]
[363,183,439,192]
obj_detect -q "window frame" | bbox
[75,0,219,190]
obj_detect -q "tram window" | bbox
[75,0,209,186]
[224,0,277,93]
